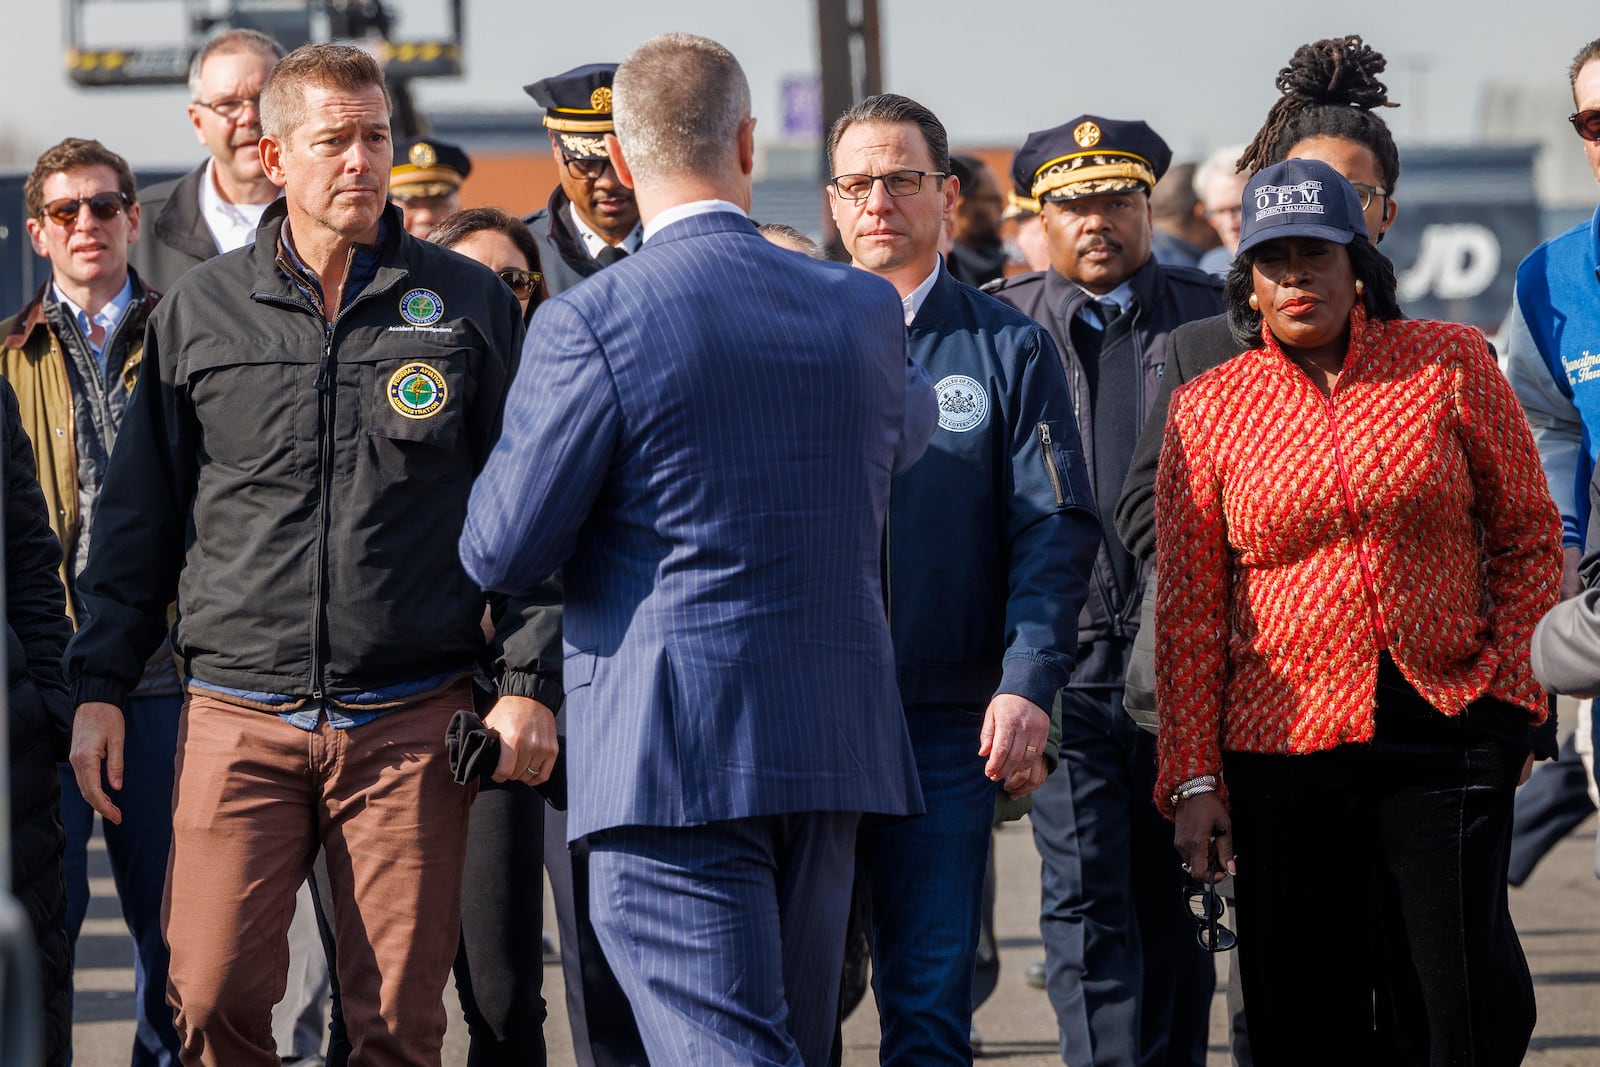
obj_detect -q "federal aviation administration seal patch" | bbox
[388,362,448,419]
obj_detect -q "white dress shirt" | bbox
[199,159,273,254]
[570,201,644,258]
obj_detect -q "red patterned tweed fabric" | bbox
[1153,307,1563,815]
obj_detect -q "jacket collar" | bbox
[3,270,158,352]
[906,263,962,333]
[543,185,602,276]
[152,162,224,262]
[250,199,408,305]
[1257,301,1374,382]
[1045,253,1164,319]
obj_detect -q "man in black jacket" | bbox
[522,64,642,294]
[129,28,285,293]
[65,44,554,1066]
[988,116,1221,1067]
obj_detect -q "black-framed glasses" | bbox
[497,269,541,300]
[1347,180,1388,212]
[828,169,947,201]
[1182,847,1237,953]
[193,93,262,121]
[1569,109,1600,142]
[39,191,131,227]
[561,154,611,181]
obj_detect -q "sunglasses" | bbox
[1182,845,1237,953]
[497,269,541,300]
[1569,109,1600,142]
[40,191,131,227]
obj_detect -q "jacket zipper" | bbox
[1315,388,1390,649]
[1038,422,1066,507]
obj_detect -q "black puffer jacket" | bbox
[2,376,74,1066]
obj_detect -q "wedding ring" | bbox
[1025,745,1038,753]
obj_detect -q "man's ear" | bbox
[737,117,756,176]
[259,134,290,189]
[605,133,636,190]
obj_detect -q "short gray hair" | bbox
[1192,143,1247,204]
[188,28,285,100]
[612,33,750,183]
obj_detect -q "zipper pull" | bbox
[314,326,333,395]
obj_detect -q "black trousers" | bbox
[1222,668,1535,1067]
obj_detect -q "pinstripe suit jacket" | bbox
[461,209,935,841]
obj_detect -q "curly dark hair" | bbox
[1238,36,1401,195]
[1224,236,1402,351]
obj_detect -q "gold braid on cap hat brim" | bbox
[1003,191,1041,218]
[1031,151,1156,201]
[543,109,615,133]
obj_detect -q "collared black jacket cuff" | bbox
[73,675,129,711]
[498,669,564,712]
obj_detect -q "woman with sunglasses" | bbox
[424,205,551,1065]
[1154,158,1562,1065]
[429,206,547,324]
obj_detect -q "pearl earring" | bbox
[1354,279,1365,295]
[1248,293,1259,311]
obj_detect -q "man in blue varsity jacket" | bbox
[827,92,1100,1066]
[1500,36,1600,601]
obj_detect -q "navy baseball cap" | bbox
[1236,158,1368,257]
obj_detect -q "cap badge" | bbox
[1073,121,1102,148]
[1252,180,1325,222]
[409,142,437,169]
[387,362,448,420]
[590,86,613,111]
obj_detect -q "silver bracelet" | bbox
[1170,774,1219,806]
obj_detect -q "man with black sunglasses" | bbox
[522,63,642,295]
[1,136,177,1066]
[130,28,286,293]
[1503,37,1600,601]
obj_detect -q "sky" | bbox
[2,0,1594,170]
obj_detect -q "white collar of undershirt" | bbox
[198,158,273,253]
[641,199,747,244]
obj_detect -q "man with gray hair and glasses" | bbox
[131,28,285,292]
[461,32,935,1067]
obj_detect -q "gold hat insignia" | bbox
[409,141,437,169]
[590,86,613,112]
[1073,122,1101,149]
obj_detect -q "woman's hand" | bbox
[1173,791,1236,881]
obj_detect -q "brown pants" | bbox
[163,686,474,1067]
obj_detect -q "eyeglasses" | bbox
[560,154,611,181]
[497,269,541,300]
[39,191,131,227]
[194,94,262,121]
[1569,109,1600,142]
[1182,847,1237,953]
[828,169,947,201]
[1347,180,1388,212]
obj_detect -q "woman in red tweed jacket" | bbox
[1154,159,1563,1065]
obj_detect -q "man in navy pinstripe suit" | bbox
[460,32,937,1067]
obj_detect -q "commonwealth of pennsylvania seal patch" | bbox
[934,374,987,433]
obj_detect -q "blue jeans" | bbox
[859,703,998,1066]
[61,693,183,1067]
[1029,687,1212,1067]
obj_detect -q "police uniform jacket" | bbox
[894,267,1100,715]
[524,186,603,296]
[66,201,558,711]
[990,257,1222,649]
